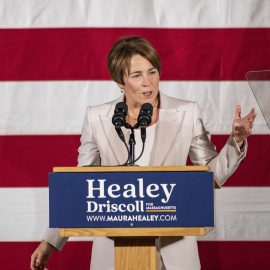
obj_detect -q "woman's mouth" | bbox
[143,91,152,96]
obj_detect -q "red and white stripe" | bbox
[1,1,270,269]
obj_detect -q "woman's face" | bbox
[118,54,160,109]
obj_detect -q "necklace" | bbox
[127,97,159,120]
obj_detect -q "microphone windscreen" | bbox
[112,102,128,127]
[115,102,128,114]
[140,103,153,116]
[138,103,153,127]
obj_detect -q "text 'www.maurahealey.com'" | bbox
[86,214,177,222]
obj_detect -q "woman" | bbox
[31,36,256,270]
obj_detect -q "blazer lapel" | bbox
[150,108,185,165]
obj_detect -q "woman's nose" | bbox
[142,75,150,86]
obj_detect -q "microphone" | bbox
[137,103,153,143]
[137,103,153,127]
[112,102,128,127]
[112,102,128,143]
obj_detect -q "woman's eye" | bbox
[149,70,157,75]
[132,74,140,78]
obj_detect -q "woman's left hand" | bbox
[232,105,256,146]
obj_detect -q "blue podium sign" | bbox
[49,170,214,228]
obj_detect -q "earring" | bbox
[120,88,124,93]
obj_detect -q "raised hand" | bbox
[232,105,256,144]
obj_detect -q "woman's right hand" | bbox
[30,240,54,270]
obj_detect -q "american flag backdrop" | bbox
[1,1,270,269]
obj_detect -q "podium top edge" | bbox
[53,166,209,173]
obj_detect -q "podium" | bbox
[49,166,220,270]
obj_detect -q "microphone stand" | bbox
[128,128,135,165]
[125,122,140,166]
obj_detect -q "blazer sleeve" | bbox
[42,228,68,252]
[43,106,101,251]
[189,102,247,185]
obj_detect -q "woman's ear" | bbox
[116,82,124,90]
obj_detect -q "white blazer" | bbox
[43,91,246,269]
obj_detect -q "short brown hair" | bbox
[107,36,161,85]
